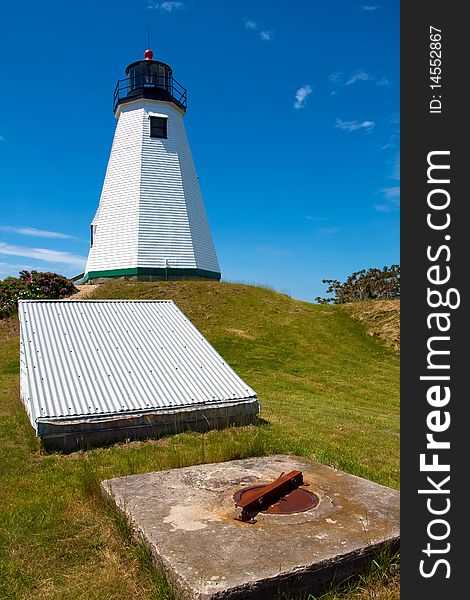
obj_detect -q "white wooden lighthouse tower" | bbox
[83,48,221,282]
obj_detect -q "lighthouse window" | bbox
[150,116,167,139]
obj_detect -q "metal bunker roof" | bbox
[19,300,258,449]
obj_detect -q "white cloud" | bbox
[329,72,343,84]
[259,30,273,41]
[333,71,389,88]
[0,226,74,239]
[374,184,400,212]
[294,85,312,110]
[381,186,400,200]
[244,18,273,41]
[376,77,390,86]
[258,245,292,257]
[244,19,257,30]
[147,1,183,11]
[0,242,87,268]
[305,216,328,221]
[318,226,340,235]
[345,71,371,85]
[0,261,68,277]
[360,5,379,10]
[0,261,33,273]
[373,154,400,211]
[374,199,399,212]
[335,118,375,132]
[378,116,399,151]
[387,154,400,181]
[379,133,398,151]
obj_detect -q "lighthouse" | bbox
[83,48,221,283]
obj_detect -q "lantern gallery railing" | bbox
[113,74,187,113]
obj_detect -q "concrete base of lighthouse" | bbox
[82,267,221,284]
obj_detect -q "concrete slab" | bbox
[102,455,400,599]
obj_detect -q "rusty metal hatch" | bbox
[233,470,319,523]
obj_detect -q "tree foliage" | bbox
[315,264,400,304]
[0,270,77,318]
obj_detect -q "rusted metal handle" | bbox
[235,470,304,522]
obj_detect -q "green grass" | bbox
[0,281,399,599]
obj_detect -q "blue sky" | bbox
[0,0,399,302]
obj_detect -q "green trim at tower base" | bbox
[81,267,221,284]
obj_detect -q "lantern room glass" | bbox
[126,62,171,97]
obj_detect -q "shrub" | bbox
[315,265,400,304]
[0,270,78,318]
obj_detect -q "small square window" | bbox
[150,116,168,139]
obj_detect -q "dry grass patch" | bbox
[341,300,400,351]
[225,327,256,339]
[64,285,99,300]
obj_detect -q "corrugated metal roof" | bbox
[19,300,256,426]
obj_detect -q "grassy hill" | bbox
[0,281,400,600]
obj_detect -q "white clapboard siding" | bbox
[174,109,221,273]
[85,98,220,278]
[85,106,142,272]
[139,102,196,268]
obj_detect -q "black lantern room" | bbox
[113,49,187,113]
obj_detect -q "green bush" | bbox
[315,265,400,304]
[0,270,78,318]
